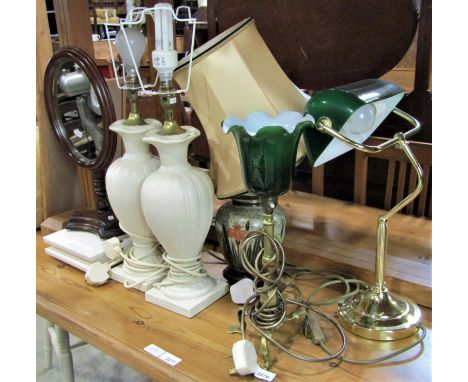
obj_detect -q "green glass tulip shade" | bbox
[303,79,405,167]
[223,112,315,197]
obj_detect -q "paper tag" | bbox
[144,344,182,367]
[107,215,114,221]
[169,97,177,105]
[144,344,166,358]
[254,365,276,381]
[159,352,182,366]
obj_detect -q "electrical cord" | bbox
[204,248,227,264]
[120,244,169,288]
[153,253,208,288]
[236,229,427,366]
[237,230,348,363]
[117,226,169,289]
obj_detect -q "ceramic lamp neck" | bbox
[111,120,161,158]
[123,133,151,157]
[157,141,190,168]
[144,128,200,169]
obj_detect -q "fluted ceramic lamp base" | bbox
[145,277,228,318]
[337,285,421,341]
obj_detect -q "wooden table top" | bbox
[214,192,432,308]
[37,194,432,382]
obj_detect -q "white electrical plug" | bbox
[85,237,124,286]
[85,262,112,286]
[230,278,255,304]
[230,339,258,376]
[103,237,122,260]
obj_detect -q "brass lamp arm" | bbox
[374,135,423,287]
[315,107,421,154]
[315,108,424,291]
[381,137,423,221]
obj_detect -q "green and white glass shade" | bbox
[303,79,405,166]
[223,112,314,197]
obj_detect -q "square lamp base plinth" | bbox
[110,264,163,292]
[145,278,228,318]
[44,229,122,271]
[45,246,105,272]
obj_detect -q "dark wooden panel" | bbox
[211,0,418,91]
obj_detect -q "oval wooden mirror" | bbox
[44,46,123,239]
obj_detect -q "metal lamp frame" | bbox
[316,108,424,340]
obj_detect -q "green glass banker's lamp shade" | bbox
[223,112,314,197]
[303,79,405,166]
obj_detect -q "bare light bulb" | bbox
[344,104,376,135]
[115,27,146,75]
[152,3,178,81]
[155,3,175,52]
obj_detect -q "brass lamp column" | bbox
[335,131,423,340]
[125,74,146,126]
[157,79,185,136]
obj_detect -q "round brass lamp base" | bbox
[337,286,421,341]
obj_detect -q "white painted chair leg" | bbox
[55,326,75,382]
[43,319,53,369]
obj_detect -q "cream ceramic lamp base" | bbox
[141,126,228,317]
[106,119,167,289]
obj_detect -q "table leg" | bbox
[43,319,54,369]
[55,325,75,382]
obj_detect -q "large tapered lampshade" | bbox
[173,18,309,199]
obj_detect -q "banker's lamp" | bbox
[304,79,423,340]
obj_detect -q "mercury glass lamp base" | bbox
[337,285,421,341]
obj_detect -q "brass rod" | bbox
[375,218,388,288]
[262,212,274,266]
[158,79,185,135]
[373,137,423,287]
[315,108,421,154]
[380,138,423,221]
[315,109,424,290]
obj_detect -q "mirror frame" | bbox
[43,46,123,239]
[44,46,117,171]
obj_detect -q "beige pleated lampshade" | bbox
[174,18,308,199]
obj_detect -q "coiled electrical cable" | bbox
[117,227,169,288]
[154,253,208,288]
[236,229,426,365]
[238,230,348,362]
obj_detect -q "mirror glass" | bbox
[53,60,103,163]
